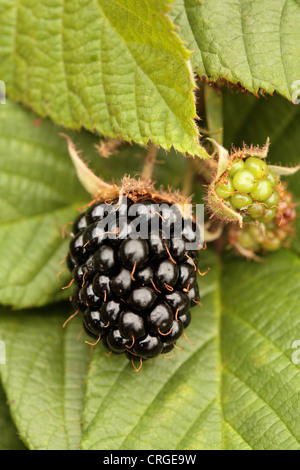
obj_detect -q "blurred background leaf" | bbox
[0,384,26,450]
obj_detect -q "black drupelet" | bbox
[67,197,200,362]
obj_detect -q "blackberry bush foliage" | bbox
[205,139,299,259]
[1,0,300,449]
[216,155,281,224]
[65,171,202,369]
[228,188,297,257]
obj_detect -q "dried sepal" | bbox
[237,138,270,159]
[232,242,264,263]
[207,138,229,180]
[204,221,223,242]
[60,134,193,214]
[206,186,244,227]
[205,139,244,227]
[59,133,119,200]
[268,164,300,176]
[95,136,123,158]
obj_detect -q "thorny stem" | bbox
[141,143,158,181]
[203,84,224,146]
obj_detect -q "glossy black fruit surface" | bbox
[154,259,179,290]
[128,287,157,312]
[66,196,201,364]
[133,334,163,359]
[119,237,149,269]
[119,310,146,340]
[147,303,173,334]
[165,291,190,316]
[93,244,116,273]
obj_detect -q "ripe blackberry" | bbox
[65,185,202,369]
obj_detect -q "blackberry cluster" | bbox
[228,188,297,253]
[215,156,281,224]
[66,197,200,363]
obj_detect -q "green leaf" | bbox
[1,250,300,450]
[0,101,94,308]
[223,90,300,253]
[221,251,300,450]
[171,0,300,100]
[80,251,221,450]
[80,249,300,450]
[0,100,200,309]
[0,305,89,450]
[0,384,26,450]
[0,0,209,158]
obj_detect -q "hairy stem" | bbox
[141,143,158,181]
[183,159,197,196]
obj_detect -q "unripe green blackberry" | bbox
[214,155,281,224]
[228,188,297,257]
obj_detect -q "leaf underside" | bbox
[171,0,300,101]
[0,0,209,158]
